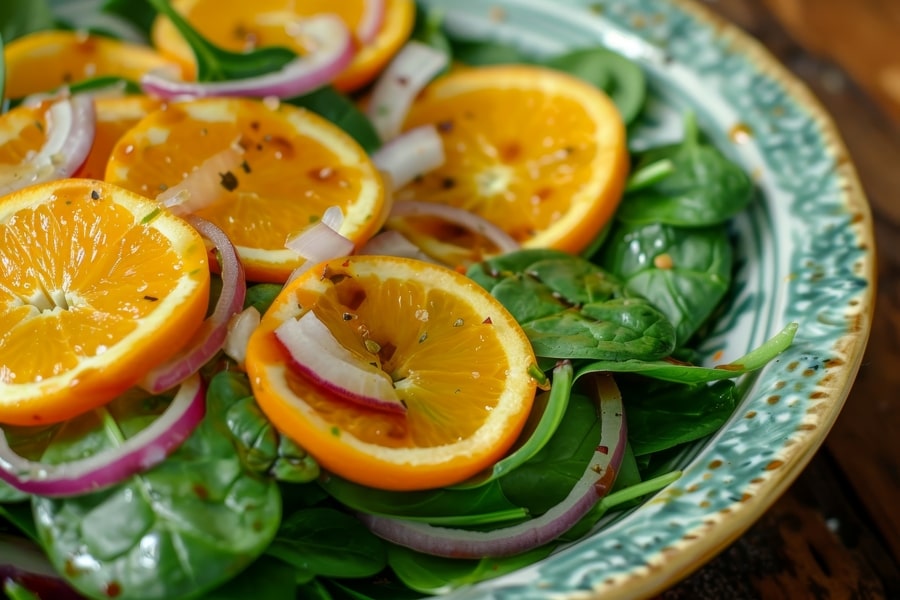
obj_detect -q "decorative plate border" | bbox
[417,0,875,598]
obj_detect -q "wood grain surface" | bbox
[657,1,900,598]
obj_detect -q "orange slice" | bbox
[397,64,630,254]
[2,30,185,99]
[0,179,210,426]
[245,255,539,491]
[150,0,415,92]
[74,95,164,181]
[104,97,386,283]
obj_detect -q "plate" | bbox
[417,0,875,598]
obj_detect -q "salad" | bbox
[0,0,798,599]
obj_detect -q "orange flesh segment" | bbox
[247,256,538,490]
[399,65,629,253]
[0,179,210,425]
[75,96,164,181]
[150,0,414,91]
[104,98,384,283]
[3,30,185,99]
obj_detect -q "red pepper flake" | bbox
[104,581,123,598]
[143,295,159,302]
[482,316,493,325]
[597,445,609,455]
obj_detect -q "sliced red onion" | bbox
[366,40,449,141]
[0,535,83,599]
[284,206,355,283]
[0,374,204,497]
[223,306,261,366]
[140,14,354,100]
[141,216,246,394]
[358,373,626,558]
[276,309,406,414]
[356,0,386,44]
[156,144,245,215]
[356,230,437,263]
[388,200,520,254]
[371,125,445,189]
[0,95,96,196]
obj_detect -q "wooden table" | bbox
[658,1,900,597]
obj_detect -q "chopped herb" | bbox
[141,208,162,224]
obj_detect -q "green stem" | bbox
[146,0,296,82]
[624,158,676,193]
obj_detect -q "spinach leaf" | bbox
[100,0,156,38]
[0,502,36,541]
[201,556,298,600]
[266,507,386,579]
[470,250,676,360]
[286,86,381,154]
[574,322,797,384]
[0,0,54,43]
[244,283,283,315]
[32,389,281,600]
[448,39,528,66]
[146,0,295,82]
[388,542,554,595]
[0,480,28,504]
[320,475,526,527]
[3,579,40,600]
[499,392,600,515]
[327,577,423,600]
[450,360,574,489]
[543,47,646,124]
[615,113,754,226]
[207,371,320,482]
[466,248,571,292]
[621,378,739,456]
[597,220,732,345]
[522,298,676,361]
[411,5,451,62]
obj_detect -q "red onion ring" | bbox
[366,40,449,141]
[0,374,204,497]
[0,535,83,599]
[356,230,437,263]
[140,14,354,100]
[141,216,246,394]
[276,309,407,414]
[0,95,96,196]
[284,207,355,283]
[356,0,386,44]
[371,125,445,189]
[388,200,520,254]
[156,143,245,215]
[223,306,261,366]
[357,373,626,558]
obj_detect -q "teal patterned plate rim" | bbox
[417,0,876,598]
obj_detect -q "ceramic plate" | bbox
[416,0,875,598]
